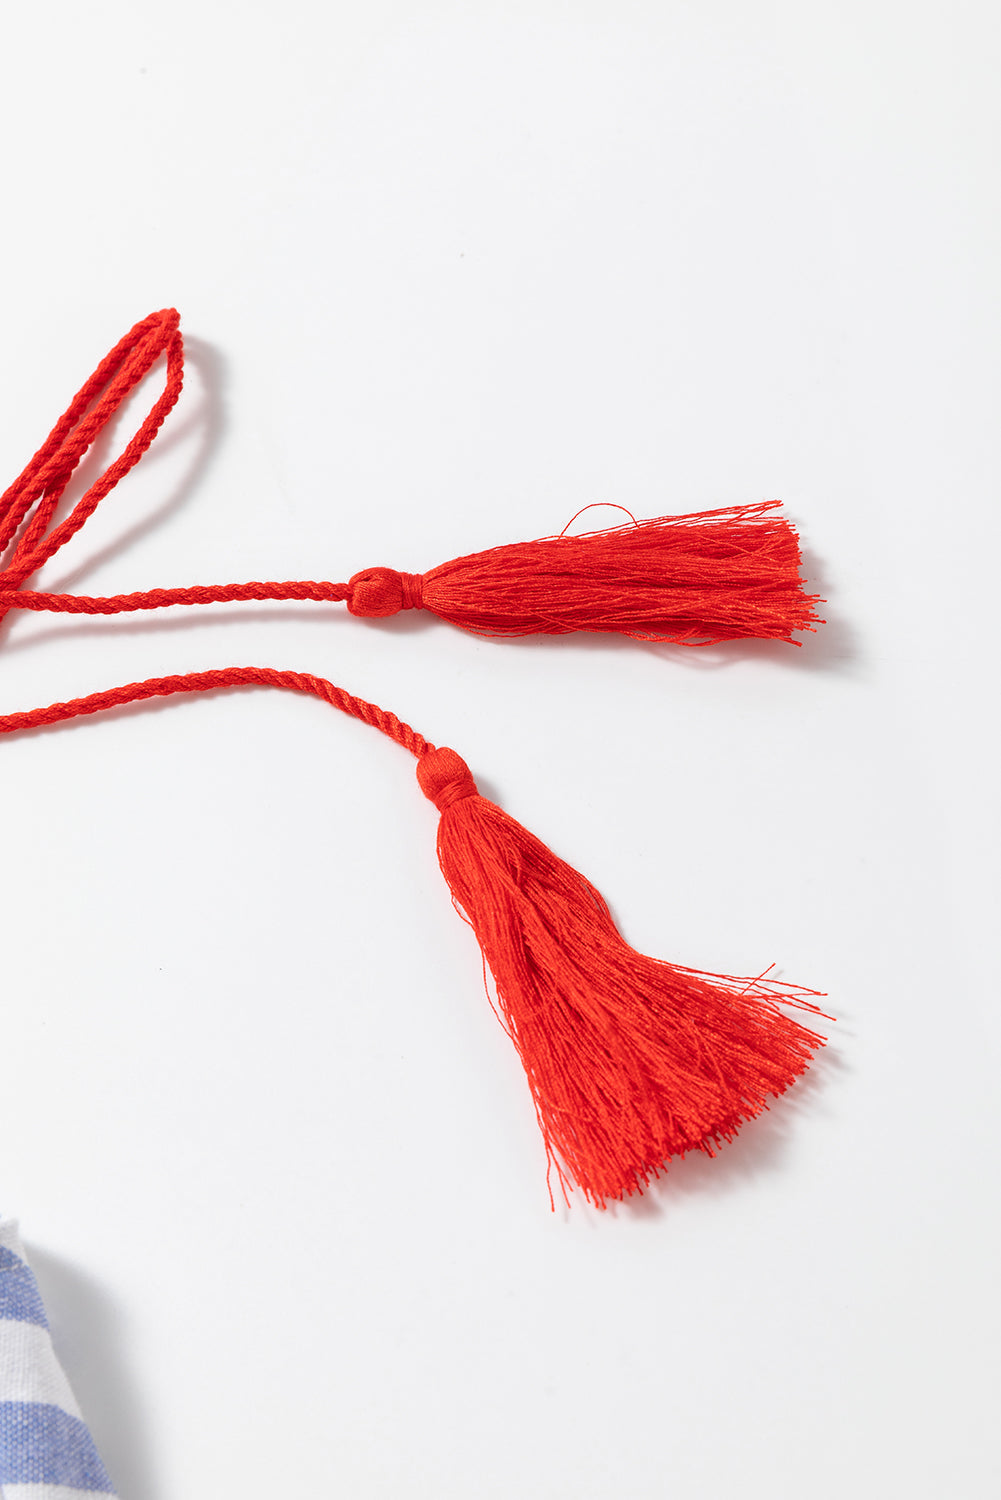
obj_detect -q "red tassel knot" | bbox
[346,567,425,617]
[417,746,479,811]
[400,572,424,611]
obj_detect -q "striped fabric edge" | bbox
[2,1488,116,1500]
[0,1221,117,1498]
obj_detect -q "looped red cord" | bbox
[0,309,184,624]
[0,309,399,623]
[0,310,418,629]
[0,310,421,627]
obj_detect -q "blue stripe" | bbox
[0,1402,115,1490]
[0,1261,48,1327]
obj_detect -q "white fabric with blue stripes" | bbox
[0,1220,116,1498]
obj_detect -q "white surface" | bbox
[1,3,998,1497]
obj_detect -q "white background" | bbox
[1,3,998,1497]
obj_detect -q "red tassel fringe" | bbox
[409,503,822,644]
[418,746,827,1207]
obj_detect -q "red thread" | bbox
[559,502,639,536]
[1,311,823,647]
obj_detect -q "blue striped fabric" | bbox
[0,1221,117,1498]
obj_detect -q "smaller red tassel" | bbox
[417,745,827,1207]
[0,671,828,1208]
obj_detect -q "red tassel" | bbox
[417,745,826,1207]
[0,673,828,1208]
[355,503,821,644]
[0,310,822,648]
[0,311,828,1205]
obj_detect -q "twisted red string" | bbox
[0,310,375,624]
[0,666,430,760]
[0,310,420,628]
[0,309,184,623]
[0,581,351,614]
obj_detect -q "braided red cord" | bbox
[0,311,415,627]
[0,581,350,614]
[0,309,183,623]
[0,667,430,760]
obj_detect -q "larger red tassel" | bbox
[351,503,821,644]
[0,310,822,648]
[417,745,826,1207]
